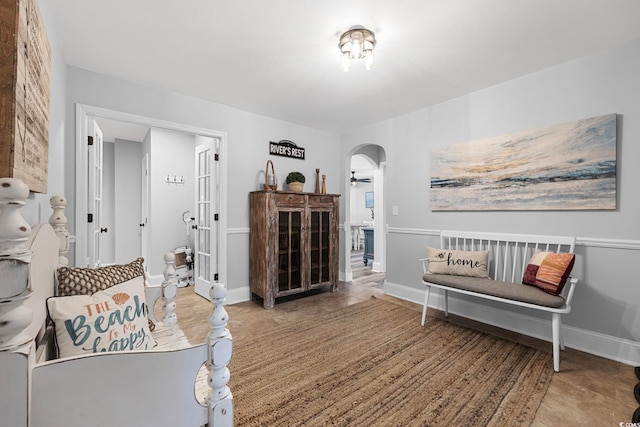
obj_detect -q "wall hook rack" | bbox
[165,175,185,184]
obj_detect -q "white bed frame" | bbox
[0,178,233,426]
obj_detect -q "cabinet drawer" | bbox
[275,193,305,205]
[308,195,335,206]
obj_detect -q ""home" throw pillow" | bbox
[426,247,490,278]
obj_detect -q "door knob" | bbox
[140,223,145,227]
[100,227,108,233]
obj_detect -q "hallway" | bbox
[350,250,384,289]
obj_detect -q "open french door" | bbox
[140,154,149,274]
[194,138,220,300]
[87,119,104,267]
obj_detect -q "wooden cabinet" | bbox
[250,191,340,309]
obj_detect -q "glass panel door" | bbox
[194,143,212,297]
[87,119,104,267]
[310,210,331,287]
[277,210,303,294]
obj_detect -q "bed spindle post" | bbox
[207,283,233,426]
[161,252,178,324]
[0,178,34,350]
[48,195,70,266]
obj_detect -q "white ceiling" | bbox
[350,154,375,177]
[51,0,640,134]
[95,117,149,143]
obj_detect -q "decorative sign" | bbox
[269,140,305,160]
[0,0,51,193]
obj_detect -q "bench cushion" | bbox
[423,273,566,308]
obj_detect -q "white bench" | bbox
[420,230,578,372]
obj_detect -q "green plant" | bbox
[286,171,305,184]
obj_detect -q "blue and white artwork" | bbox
[430,114,617,211]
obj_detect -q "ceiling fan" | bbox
[350,171,371,186]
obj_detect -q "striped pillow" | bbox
[523,251,575,296]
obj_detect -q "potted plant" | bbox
[286,171,305,192]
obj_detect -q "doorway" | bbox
[345,145,387,283]
[74,104,228,296]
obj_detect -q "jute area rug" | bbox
[229,297,553,426]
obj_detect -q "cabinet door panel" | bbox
[277,210,303,294]
[309,210,331,287]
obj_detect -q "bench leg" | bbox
[552,313,561,372]
[444,289,449,317]
[421,285,431,326]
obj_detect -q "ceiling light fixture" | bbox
[339,26,376,72]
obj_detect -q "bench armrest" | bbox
[145,284,163,324]
[562,276,579,307]
[419,258,429,275]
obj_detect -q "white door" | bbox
[140,154,149,274]
[87,119,104,267]
[194,138,220,299]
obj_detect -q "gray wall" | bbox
[102,142,115,263]
[146,129,195,276]
[114,139,142,264]
[350,182,374,224]
[341,38,640,365]
[90,138,142,266]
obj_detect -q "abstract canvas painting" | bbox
[430,114,617,211]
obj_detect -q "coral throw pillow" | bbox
[47,276,156,358]
[427,247,490,278]
[523,251,575,296]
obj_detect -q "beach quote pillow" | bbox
[47,276,156,358]
[427,247,490,278]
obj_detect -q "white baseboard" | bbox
[384,281,640,367]
[226,286,251,305]
[150,276,251,306]
[340,270,353,282]
[147,274,163,286]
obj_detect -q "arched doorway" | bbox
[344,145,386,283]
